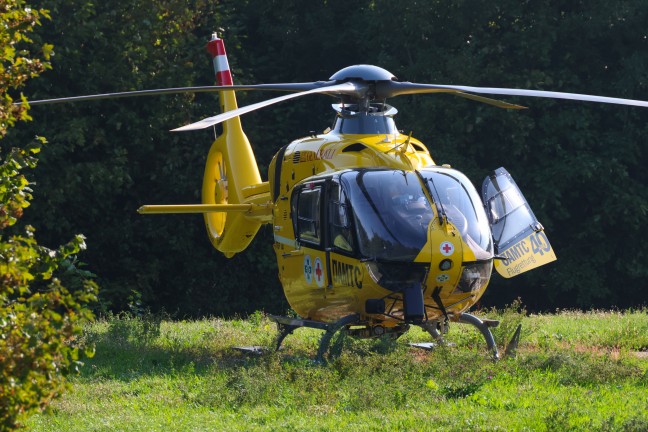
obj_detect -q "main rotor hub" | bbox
[330,65,397,82]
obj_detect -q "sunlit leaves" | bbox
[0,1,97,429]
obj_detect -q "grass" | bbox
[27,308,648,431]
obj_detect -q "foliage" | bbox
[12,0,286,315]
[8,0,648,314]
[24,310,648,431]
[0,1,97,429]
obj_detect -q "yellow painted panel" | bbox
[494,231,556,278]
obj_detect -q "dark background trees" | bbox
[10,0,648,316]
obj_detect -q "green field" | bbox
[27,309,648,431]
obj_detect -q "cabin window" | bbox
[295,186,322,245]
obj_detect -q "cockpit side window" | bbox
[294,185,322,245]
[328,182,354,253]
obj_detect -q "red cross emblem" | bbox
[440,241,454,256]
[314,257,324,287]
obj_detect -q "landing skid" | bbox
[265,312,519,361]
[232,345,266,355]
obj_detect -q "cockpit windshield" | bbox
[339,168,493,262]
[340,170,434,261]
[419,167,494,259]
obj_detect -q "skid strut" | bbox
[270,313,514,361]
[458,312,500,359]
[269,314,360,361]
[418,320,446,341]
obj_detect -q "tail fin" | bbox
[202,34,270,257]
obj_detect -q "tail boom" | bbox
[201,34,269,257]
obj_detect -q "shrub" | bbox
[0,2,98,429]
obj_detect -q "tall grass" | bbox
[28,308,648,431]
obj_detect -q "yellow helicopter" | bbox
[26,34,648,360]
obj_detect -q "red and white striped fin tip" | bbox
[206,33,233,86]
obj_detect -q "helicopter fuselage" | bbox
[136,35,556,345]
[267,109,495,329]
[138,79,555,338]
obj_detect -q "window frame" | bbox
[292,182,325,248]
[327,180,357,255]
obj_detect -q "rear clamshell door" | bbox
[482,167,556,278]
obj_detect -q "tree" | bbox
[0,2,97,429]
[17,0,289,316]
[13,0,648,313]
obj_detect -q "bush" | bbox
[0,2,98,429]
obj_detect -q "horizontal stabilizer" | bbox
[138,203,271,215]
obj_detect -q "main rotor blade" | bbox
[171,82,366,132]
[454,92,526,109]
[18,82,335,106]
[382,81,648,108]
[375,83,526,109]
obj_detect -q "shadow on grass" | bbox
[78,316,425,382]
[78,316,282,382]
